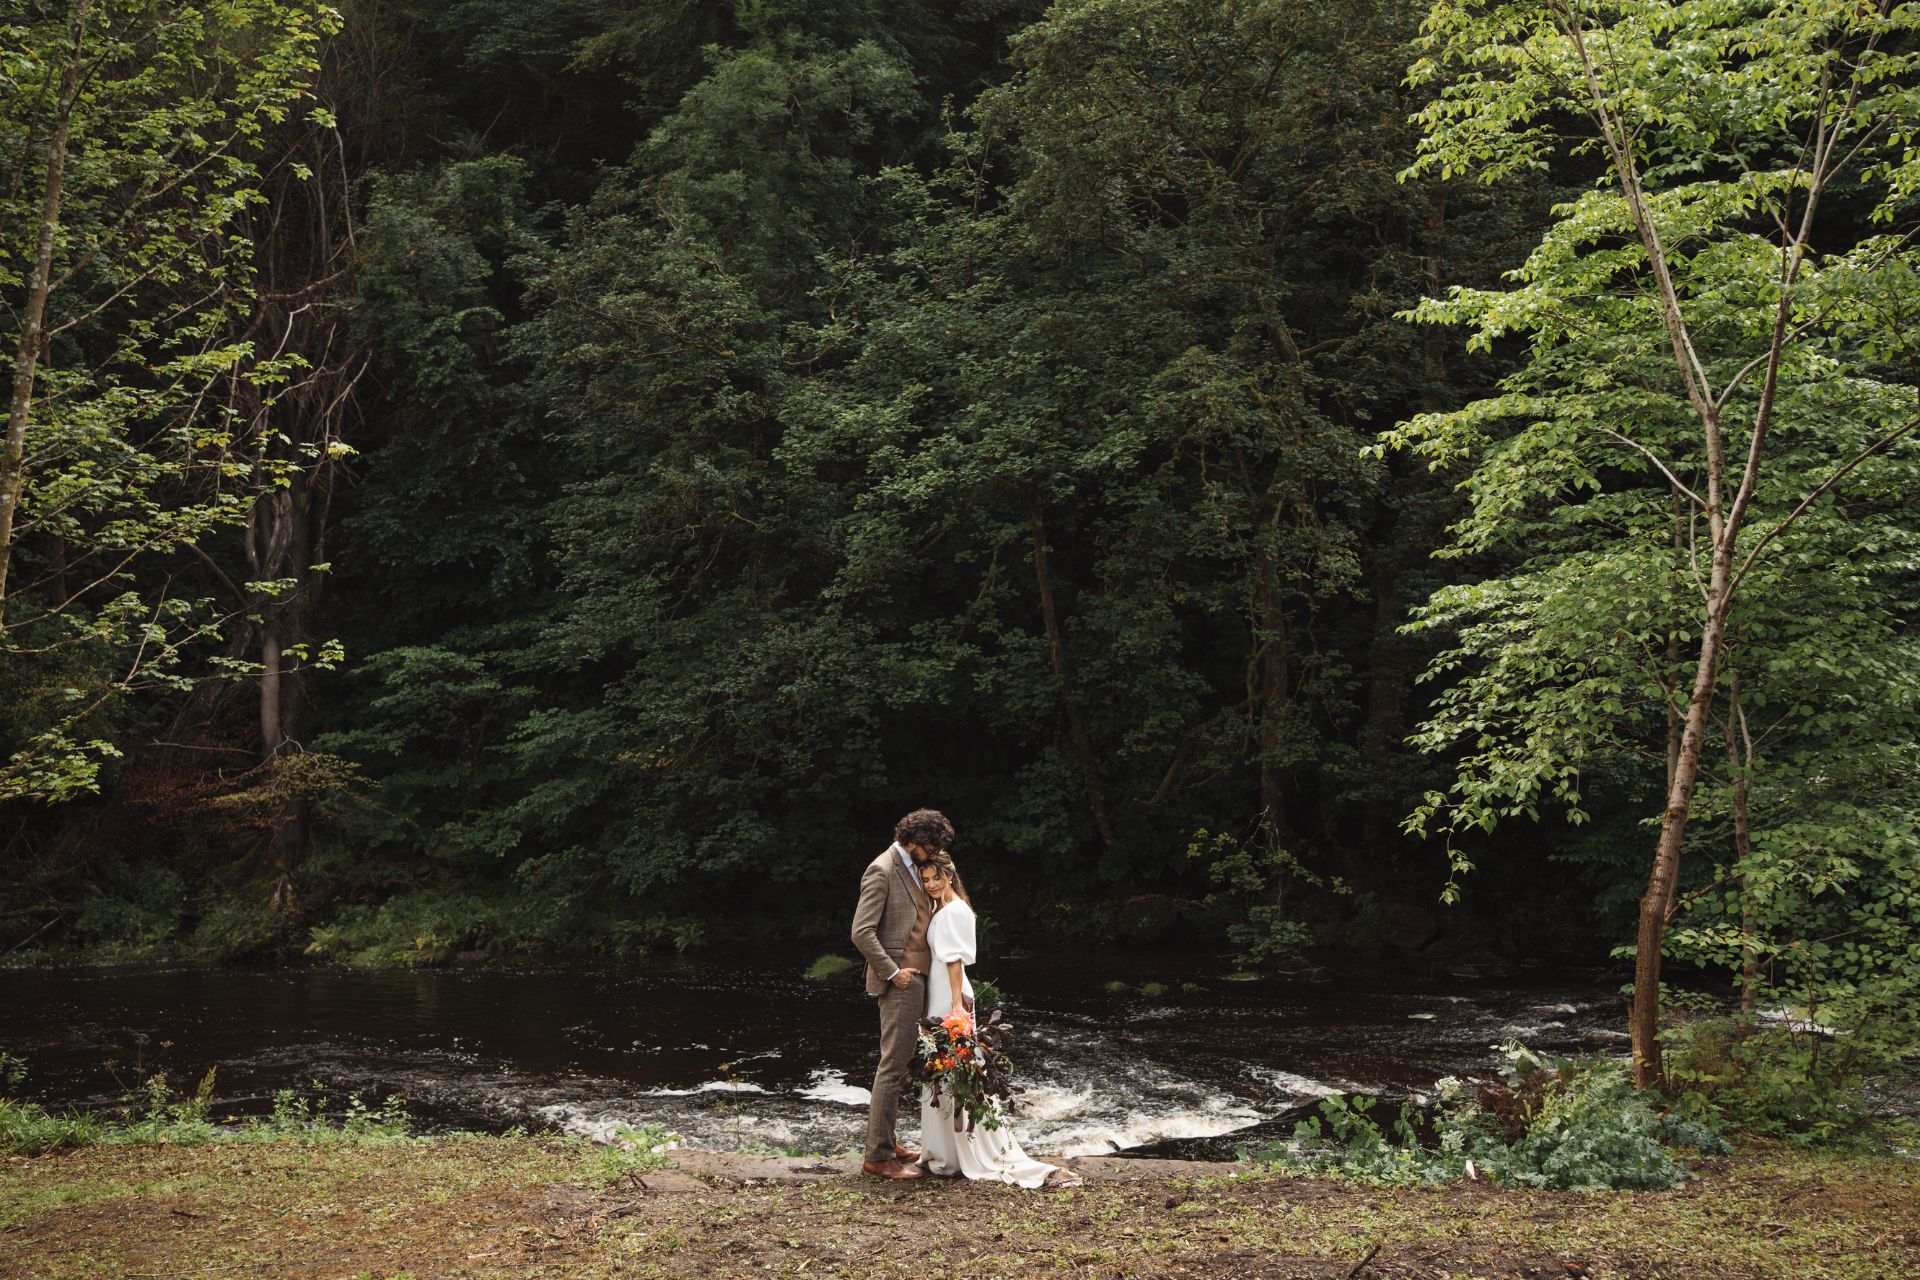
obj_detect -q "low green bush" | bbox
[579,1123,680,1187]
[306,891,707,966]
[117,1067,220,1145]
[236,1086,412,1142]
[73,861,186,953]
[189,898,290,961]
[1663,1007,1920,1148]
[1253,1044,1729,1191]
[0,1099,103,1155]
[0,1050,411,1152]
[1,1054,103,1155]
[803,954,856,981]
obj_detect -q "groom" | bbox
[850,807,954,1180]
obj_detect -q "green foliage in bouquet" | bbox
[909,1009,1017,1135]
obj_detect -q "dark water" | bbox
[0,948,1629,1159]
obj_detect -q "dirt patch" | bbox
[1,1141,1915,1280]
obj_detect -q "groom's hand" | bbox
[890,968,920,989]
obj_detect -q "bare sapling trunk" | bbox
[248,478,309,910]
[1,0,91,623]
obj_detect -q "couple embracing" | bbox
[849,808,1078,1187]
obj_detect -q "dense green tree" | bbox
[1387,0,1920,1079]
[1,0,338,804]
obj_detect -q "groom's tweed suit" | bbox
[851,845,934,1164]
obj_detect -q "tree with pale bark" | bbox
[0,0,340,802]
[1384,0,1920,1083]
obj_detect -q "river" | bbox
[0,947,1628,1159]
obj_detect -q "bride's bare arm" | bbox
[944,958,966,1014]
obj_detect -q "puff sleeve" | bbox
[930,901,977,965]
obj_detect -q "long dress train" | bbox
[916,899,1064,1187]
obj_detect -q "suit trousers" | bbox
[863,974,925,1163]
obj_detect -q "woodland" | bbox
[3,0,1919,1099]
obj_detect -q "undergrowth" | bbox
[0,1050,411,1155]
[1663,1011,1920,1149]
[303,891,705,966]
[1252,1043,1731,1191]
[577,1123,681,1187]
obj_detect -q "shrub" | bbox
[1253,1044,1724,1191]
[238,1086,411,1142]
[0,1051,412,1151]
[0,1051,102,1155]
[0,1099,104,1155]
[607,914,706,955]
[1664,1008,1920,1148]
[303,890,715,966]
[579,1123,680,1187]
[803,954,856,981]
[190,898,290,961]
[73,861,186,952]
[306,892,534,965]
[118,1067,220,1145]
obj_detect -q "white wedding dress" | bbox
[917,899,1064,1187]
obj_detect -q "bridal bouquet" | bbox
[909,1006,1017,1134]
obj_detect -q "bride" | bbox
[914,854,1080,1188]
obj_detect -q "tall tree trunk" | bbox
[1029,499,1117,852]
[247,474,311,909]
[1357,564,1401,851]
[1666,489,1685,791]
[1727,673,1759,1015]
[258,605,311,912]
[1561,4,1907,1087]
[1253,546,1291,854]
[1,0,91,622]
[1630,567,1733,1086]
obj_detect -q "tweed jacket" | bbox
[850,845,932,997]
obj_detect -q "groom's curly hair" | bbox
[894,808,955,851]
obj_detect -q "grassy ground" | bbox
[1,1138,1916,1280]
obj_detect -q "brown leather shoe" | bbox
[893,1143,921,1162]
[861,1159,925,1180]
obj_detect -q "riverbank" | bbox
[2,1138,1915,1278]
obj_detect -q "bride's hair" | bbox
[919,853,972,906]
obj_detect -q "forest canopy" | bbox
[3,0,1916,1077]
